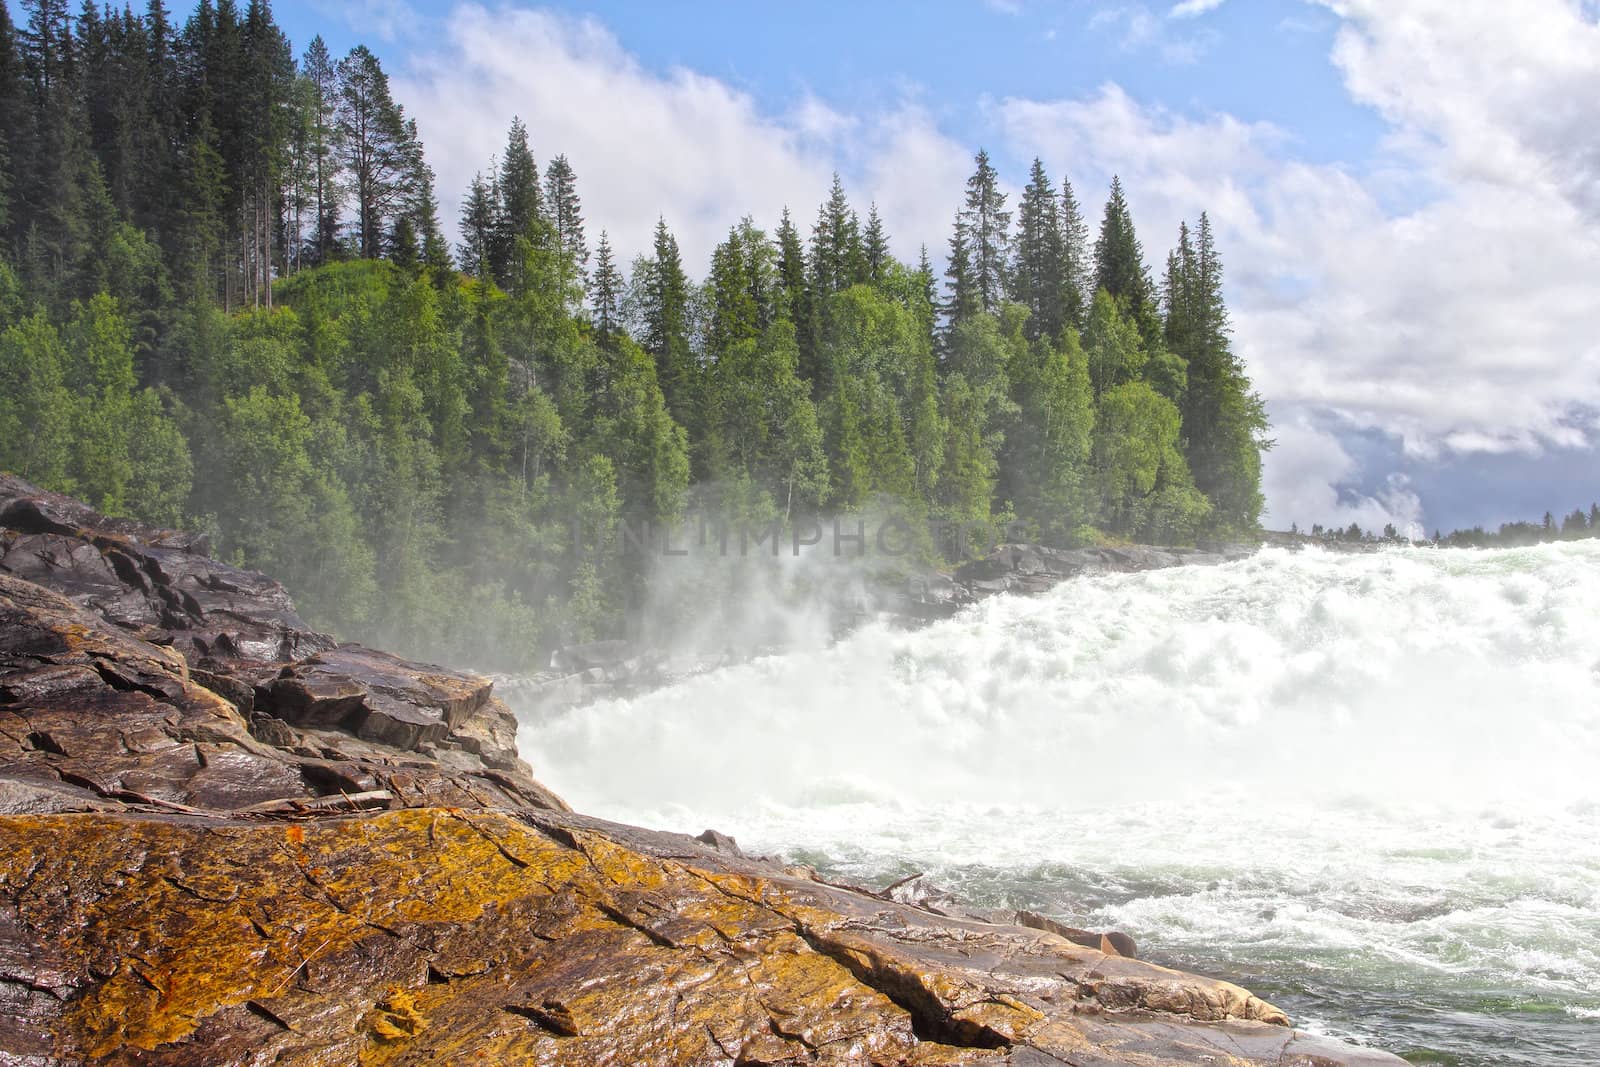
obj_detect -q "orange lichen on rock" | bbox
[0,807,1405,1066]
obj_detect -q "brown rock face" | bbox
[0,475,1406,1066]
[0,474,564,814]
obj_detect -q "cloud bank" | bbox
[397,5,971,272]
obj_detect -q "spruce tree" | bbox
[491,116,540,285]
[862,203,888,287]
[542,153,586,290]
[639,217,691,422]
[916,244,936,310]
[706,222,759,358]
[300,35,340,263]
[410,164,452,276]
[458,171,495,280]
[1059,175,1090,329]
[942,215,979,338]
[1093,176,1152,319]
[234,0,293,306]
[959,148,1010,315]
[1011,157,1067,341]
[589,230,621,338]
[139,0,179,235]
[809,173,860,295]
[1170,213,1267,532]
[774,206,807,319]
[0,2,20,245]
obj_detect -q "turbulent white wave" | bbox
[511,541,1600,1064]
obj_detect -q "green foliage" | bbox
[1090,380,1211,540]
[1004,328,1095,544]
[1082,289,1146,401]
[0,312,73,489]
[0,1,1270,670]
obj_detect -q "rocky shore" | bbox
[0,474,1404,1065]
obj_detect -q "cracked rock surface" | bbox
[0,475,1405,1065]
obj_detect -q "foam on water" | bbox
[512,542,1600,1065]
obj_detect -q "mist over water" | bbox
[513,542,1600,1065]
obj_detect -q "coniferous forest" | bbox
[0,0,1269,669]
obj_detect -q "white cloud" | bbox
[1169,0,1226,18]
[1089,4,1218,62]
[996,0,1600,524]
[1261,410,1424,534]
[312,0,421,42]
[396,5,972,272]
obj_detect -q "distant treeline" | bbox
[0,1,1267,668]
[1292,504,1600,548]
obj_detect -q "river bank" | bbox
[0,472,1416,1064]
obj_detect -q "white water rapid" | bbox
[512,542,1600,1066]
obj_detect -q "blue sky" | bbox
[277,0,1387,171]
[17,0,1598,532]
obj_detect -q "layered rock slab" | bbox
[0,475,563,815]
[0,808,1404,1066]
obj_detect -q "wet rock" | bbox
[0,808,1407,1066]
[0,475,560,810]
[694,827,744,855]
[0,477,1404,1067]
[1017,910,1138,959]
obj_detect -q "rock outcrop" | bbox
[0,474,562,816]
[0,475,1405,1066]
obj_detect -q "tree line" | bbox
[1292,502,1600,548]
[1432,504,1600,548]
[0,0,1269,669]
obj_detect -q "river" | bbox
[514,541,1600,1066]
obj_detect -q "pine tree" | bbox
[959,148,1010,315]
[334,45,417,260]
[589,230,621,338]
[300,35,340,264]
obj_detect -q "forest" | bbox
[0,0,1269,669]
